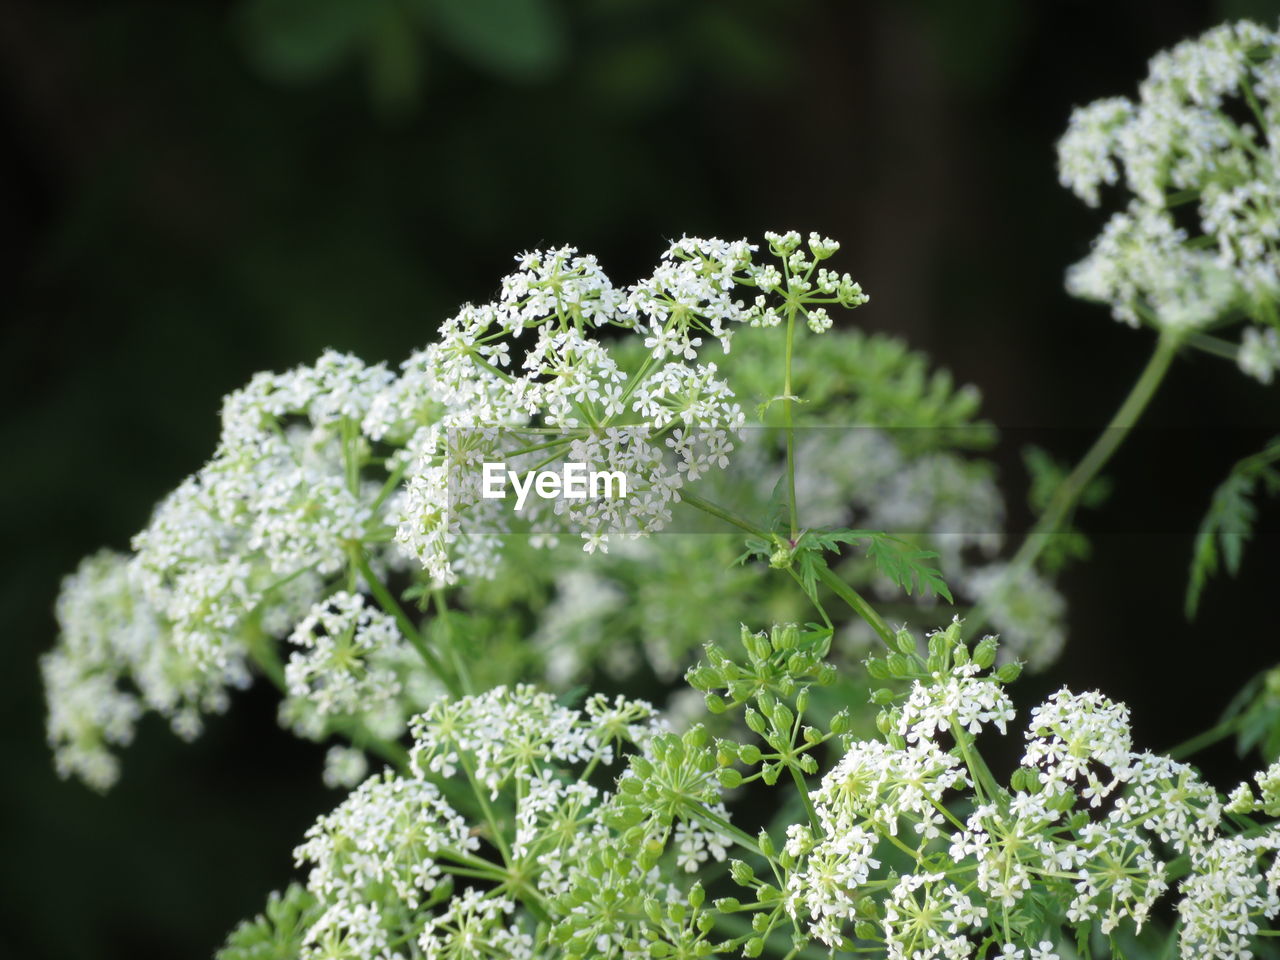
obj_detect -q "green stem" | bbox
[813,561,894,647]
[1169,714,1242,760]
[789,765,820,833]
[966,333,1179,637]
[689,802,767,859]
[432,588,473,695]
[783,303,800,541]
[679,491,771,539]
[352,548,460,697]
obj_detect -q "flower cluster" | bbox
[393,232,866,580]
[1059,19,1280,377]
[289,685,665,960]
[777,625,1228,955]
[41,550,245,790]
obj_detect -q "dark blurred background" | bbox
[3,0,1280,956]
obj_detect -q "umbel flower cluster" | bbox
[40,19,1280,959]
[1059,20,1280,380]
[44,229,1065,795]
[218,623,1280,960]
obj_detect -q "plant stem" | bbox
[813,561,894,647]
[679,491,771,539]
[966,333,1179,637]
[1169,715,1242,760]
[352,548,461,697]
[783,303,800,541]
[432,588,473,695]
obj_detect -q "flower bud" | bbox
[745,831,769,861]
[718,768,743,789]
[996,661,1023,684]
[894,628,916,655]
[974,636,998,669]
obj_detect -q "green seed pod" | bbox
[739,743,762,765]
[745,708,766,735]
[775,623,800,651]
[729,860,755,886]
[870,687,896,705]
[865,658,889,680]
[895,628,916,655]
[744,937,765,957]
[830,709,851,735]
[757,828,776,858]
[718,767,743,789]
[996,661,1023,684]
[973,636,998,669]
[704,693,727,714]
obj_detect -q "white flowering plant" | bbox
[38,18,1280,960]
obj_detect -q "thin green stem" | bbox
[813,560,894,647]
[432,588,473,695]
[1169,714,1242,760]
[679,491,771,539]
[783,303,800,541]
[966,333,1179,637]
[351,548,460,697]
[789,765,820,833]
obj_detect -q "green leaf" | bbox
[217,884,318,960]
[795,528,953,603]
[1186,437,1280,618]
[863,533,953,603]
[412,0,566,80]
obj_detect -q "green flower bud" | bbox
[757,828,776,858]
[886,653,910,676]
[894,628,916,655]
[774,623,800,651]
[718,767,743,789]
[996,661,1023,684]
[974,636,998,669]
[772,702,794,731]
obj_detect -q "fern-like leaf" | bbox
[1186,438,1280,618]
